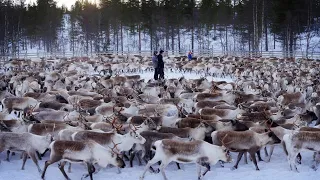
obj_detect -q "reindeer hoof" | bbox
[139,176,144,180]
[154,169,160,174]
[256,168,260,171]
[231,166,237,171]
[81,174,89,180]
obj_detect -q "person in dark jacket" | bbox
[152,51,158,80]
[157,50,165,80]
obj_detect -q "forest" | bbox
[1,0,320,57]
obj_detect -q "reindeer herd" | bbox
[0,55,320,180]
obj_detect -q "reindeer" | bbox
[159,122,213,141]
[0,132,52,173]
[283,131,320,172]
[211,130,281,170]
[199,105,246,119]
[41,140,126,180]
[1,97,39,115]
[129,131,188,168]
[139,139,232,180]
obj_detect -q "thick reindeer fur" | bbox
[2,97,39,113]
[159,122,213,140]
[41,140,126,180]
[199,107,245,119]
[140,139,232,180]
[283,131,320,172]
[0,132,52,172]
[28,123,82,140]
[129,131,184,167]
[211,130,281,170]
[0,119,31,133]
[72,130,146,153]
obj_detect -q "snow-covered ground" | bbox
[0,71,317,180]
[119,71,234,83]
[0,144,317,180]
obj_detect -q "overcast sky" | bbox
[26,0,96,9]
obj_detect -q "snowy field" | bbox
[0,71,316,180]
[0,144,317,180]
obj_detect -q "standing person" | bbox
[152,51,159,80]
[157,50,165,80]
[188,51,193,61]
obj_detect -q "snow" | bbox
[0,71,317,180]
[0,145,317,180]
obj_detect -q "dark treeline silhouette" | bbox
[1,0,320,56]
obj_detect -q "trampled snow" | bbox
[0,71,317,180]
[0,144,317,180]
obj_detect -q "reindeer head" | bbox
[128,130,146,144]
[197,122,214,133]
[106,141,126,169]
[219,146,232,163]
[143,117,161,131]
[265,130,281,145]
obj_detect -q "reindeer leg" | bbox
[140,153,162,180]
[264,147,269,157]
[197,164,202,180]
[68,162,72,173]
[129,151,136,167]
[231,151,244,170]
[6,150,10,162]
[159,161,169,180]
[29,150,42,173]
[256,150,263,161]
[36,151,42,160]
[40,148,49,158]
[137,151,143,166]
[41,156,62,179]
[58,161,71,180]
[266,145,275,162]
[176,163,181,170]
[296,153,302,164]
[82,163,95,180]
[201,163,211,177]
[249,150,260,171]
[122,152,130,161]
[244,152,248,164]
[21,152,28,170]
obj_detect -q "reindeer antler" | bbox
[129,121,138,132]
[219,134,235,147]
[111,116,123,131]
[109,140,122,154]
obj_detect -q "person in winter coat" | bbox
[157,50,165,80]
[152,51,159,80]
[188,51,193,61]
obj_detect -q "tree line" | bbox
[1,0,320,56]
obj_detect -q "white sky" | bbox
[26,0,97,9]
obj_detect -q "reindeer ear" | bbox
[264,129,269,133]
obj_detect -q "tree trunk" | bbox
[120,21,123,54]
[225,25,228,53]
[171,26,174,54]
[178,27,180,52]
[191,26,194,51]
[138,24,141,53]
